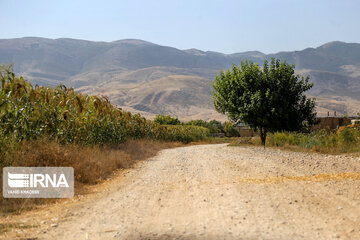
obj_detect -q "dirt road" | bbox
[3,144,360,239]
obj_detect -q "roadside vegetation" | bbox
[3,55,358,216]
[154,114,240,137]
[230,126,360,154]
[0,66,209,214]
[0,66,210,149]
[212,58,360,153]
[0,139,183,215]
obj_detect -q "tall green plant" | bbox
[0,66,208,148]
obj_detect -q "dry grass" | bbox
[0,139,182,215]
[197,137,234,144]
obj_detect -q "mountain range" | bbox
[1,37,360,120]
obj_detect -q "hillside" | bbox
[1,37,359,119]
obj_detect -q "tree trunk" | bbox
[259,127,267,148]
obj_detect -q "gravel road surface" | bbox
[3,144,360,239]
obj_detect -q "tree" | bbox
[212,58,317,146]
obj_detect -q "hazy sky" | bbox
[1,0,359,54]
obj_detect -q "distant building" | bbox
[234,115,358,135]
[234,122,257,137]
[312,117,351,132]
[351,119,360,125]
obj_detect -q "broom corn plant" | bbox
[0,65,209,159]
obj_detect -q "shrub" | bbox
[154,114,181,125]
[338,127,357,145]
[186,119,223,134]
[251,127,360,153]
[186,119,208,127]
[223,121,239,137]
[208,120,224,133]
[158,125,210,143]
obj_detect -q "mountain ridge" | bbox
[0,37,359,120]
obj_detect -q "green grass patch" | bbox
[230,127,360,154]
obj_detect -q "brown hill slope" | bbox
[1,37,360,119]
[78,74,226,121]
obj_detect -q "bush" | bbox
[186,119,208,127]
[223,121,239,137]
[157,125,210,143]
[263,127,360,153]
[186,119,223,134]
[154,114,181,125]
[339,127,357,145]
[208,120,224,133]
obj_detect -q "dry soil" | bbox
[2,144,360,239]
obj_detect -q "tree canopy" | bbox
[212,58,317,146]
